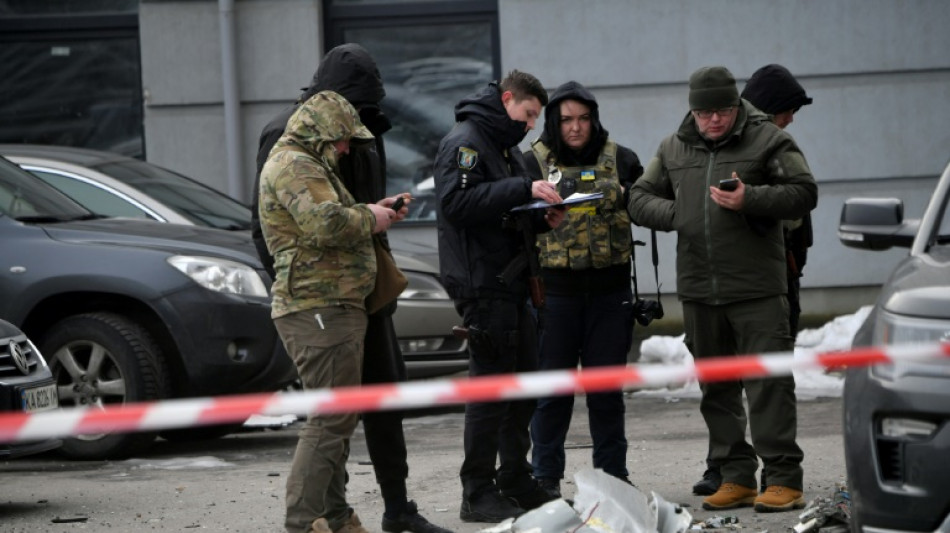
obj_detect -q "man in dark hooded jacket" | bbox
[252,43,451,533]
[434,70,565,523]
[521,81,643,498]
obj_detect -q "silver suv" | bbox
[837,159,950,532]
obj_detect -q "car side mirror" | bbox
[838,197,919,250]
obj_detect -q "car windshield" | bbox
[95,159,252,230]
[0,156,94,221]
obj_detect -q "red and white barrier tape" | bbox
[1,342,947,444]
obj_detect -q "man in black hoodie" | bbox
[434,70,565,523]
[522,81,643,498]
[252,43,451,533]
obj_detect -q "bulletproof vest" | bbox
[531,140,632,270]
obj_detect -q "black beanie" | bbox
[741,64,813,115]
[688,66,740,110]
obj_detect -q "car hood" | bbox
[0,319,22,338]
[880,247,950,320]
[41,219,263,267]
[387,225,439,275]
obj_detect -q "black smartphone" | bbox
[719,178,739,191]
[391,196,406,211]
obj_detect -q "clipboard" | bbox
[510,192,604,212]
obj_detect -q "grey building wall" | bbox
[139,0,950,316]
[140,0,320,201]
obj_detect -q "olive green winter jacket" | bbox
[627,101,817,305]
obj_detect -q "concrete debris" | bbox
[791,483,850,533]
[478,469,692,533]
[689,515,741,529]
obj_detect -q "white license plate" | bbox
[20,383,58,413]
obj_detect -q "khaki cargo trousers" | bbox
[274,307,367,533]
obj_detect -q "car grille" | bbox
[0,333,41,377]
[876,438,904,482]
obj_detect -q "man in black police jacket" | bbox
[433,70,566,523]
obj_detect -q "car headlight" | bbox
[167,255,268,297]
[399,271,449,300]
[874,310,950,345]
[872,310,950,379]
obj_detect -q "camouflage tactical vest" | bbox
[532,140,632,270]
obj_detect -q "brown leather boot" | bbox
[754,486,805,512]
[311,518,332,533]
[335,512,370,533]
[701,482,758,510]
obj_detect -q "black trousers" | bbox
[456,298,539,499]
[361,313,409,503]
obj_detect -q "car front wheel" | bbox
[41,312,167,460]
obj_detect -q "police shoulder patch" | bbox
[457,147,478,169]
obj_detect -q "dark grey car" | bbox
[0,154,297,460]
[1,144,468,380]
[837,159,950,532]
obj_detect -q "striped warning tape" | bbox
[1,342,947,444]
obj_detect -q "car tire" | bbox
[40,312,167,460]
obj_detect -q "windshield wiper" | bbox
[16,213,107,223]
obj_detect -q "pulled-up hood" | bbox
[275,91,374,168]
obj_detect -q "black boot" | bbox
[502,481,558,511]
[536,477,561,499]
[382,501,454,533]
[460,490,524,523]
[692,467,722,496]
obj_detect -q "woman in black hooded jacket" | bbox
[522,80,643,497]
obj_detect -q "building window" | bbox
[0,8,143,158]
[324,0,499,221]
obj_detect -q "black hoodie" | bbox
[740,64,813,115]
[251,43,390,279]
[523,81,641,195]
[538,81,608,166]
[434,82,549,301]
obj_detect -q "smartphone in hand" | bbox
[391,196,407,211]
[719,177,739,191]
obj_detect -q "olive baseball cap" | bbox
[688,66,740,110]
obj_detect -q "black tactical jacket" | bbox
[434,82,549,301]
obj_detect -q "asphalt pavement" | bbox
[0,393,845,532]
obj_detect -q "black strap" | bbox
[650,228,662,302]
[630,229,661,302]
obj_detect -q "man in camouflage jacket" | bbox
[259,90,401,533]
[627,66,817,514]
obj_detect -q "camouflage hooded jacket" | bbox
[258,91,376,318]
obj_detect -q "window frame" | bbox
[322,0,501,81]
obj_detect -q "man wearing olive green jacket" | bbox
[627,66,817,513]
